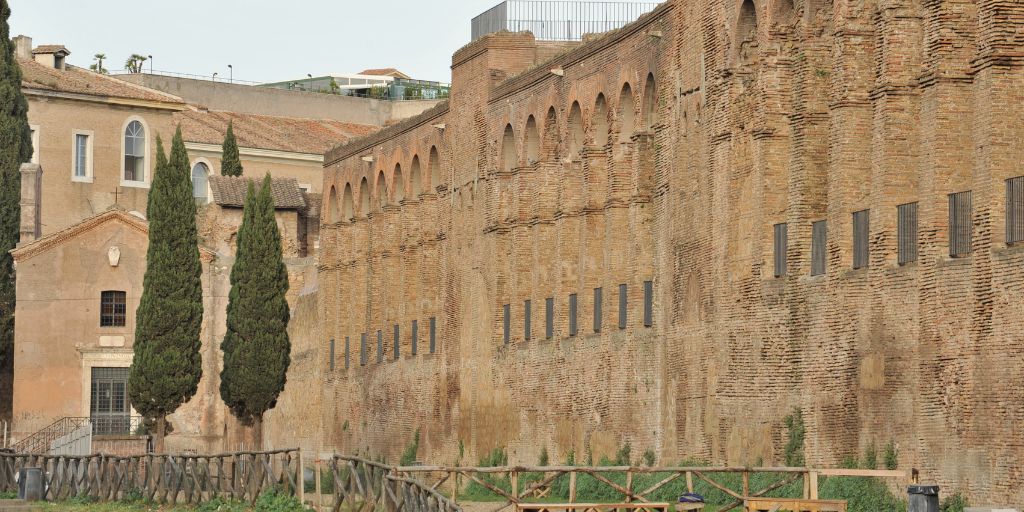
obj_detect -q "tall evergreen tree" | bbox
[221,121,243,177]
[129,128,204,452]
[0,0,33,367]
[220,174,291,446]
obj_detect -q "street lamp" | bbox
[147,55,152,74]
[228,64,233,84]
[212,72,218,82]
[307,73,313,92]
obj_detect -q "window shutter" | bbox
[393,324,400,360]
[643,281,653,327]
[898,202,918,264]
[773,223,788,277]
[524,300,532,340]
[811,220,827,276]
[503,304,511,345]
[345,337,350,369]
[1007,177,1024,244]
[360,333,367,366]
[593,288,602,333]
[545,298,554,339]
[949,191,973,257]
[429,317,436,354]
[377,330,383,363]
[329,339,335,371]
[411,320,418,356]
[569,294,578,337]
[618,284,627,330]
[853,210,870,269]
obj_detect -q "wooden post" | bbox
[569,471,577,503]
[625,470,633,503]
[742,471,749,499]
[297,450,305,505]
[803,472,810,499]
[809,471,819,500]
[685,471,694,493]
[511,470,519,500]
[452,471,459,505]
[315,459,323,512]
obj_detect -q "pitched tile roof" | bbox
[358,68,410,79]
[31,45,69,55]
[209,176,307,210]
[18,57,185,105]
[175,109,378,155]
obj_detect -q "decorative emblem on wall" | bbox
[108,246,121,267]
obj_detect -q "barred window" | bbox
[393,324,400,360]
[853,210,870,269]
[345,337,350,369]
[949,191,972,257]
[524,300,532,340]
[503,304,511,345]
[329,338,335,371]
[545,298,554,339]
[360,333,367,366]
[100,291,126,327]
[618,284,627,330]
[429,317,436,354]
[898,203,918,265]
[411,320,418,356]
[811,220,827,276]
[568,293,578,337]
[773,223,788,277]
[376,330,383,363]
[643,281,653,327]
[1007,177,1024,244]
[593,288,602,333]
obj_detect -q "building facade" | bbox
[302,0,1024,503]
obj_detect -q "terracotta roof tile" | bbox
[358,68,410,79]
[31,45,69,55]
[209,176,307,209]
[175,109,378,155]
[18,57,184,105]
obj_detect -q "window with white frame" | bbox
[191,162,210,202]
[73,131,93,180]
[123,120,146,182]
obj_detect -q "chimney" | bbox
[19,163,42,245]
[12,35,31,60]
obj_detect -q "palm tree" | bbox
[89,53,107,74]
[125,54,148,73]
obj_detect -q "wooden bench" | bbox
[517,502,673,512]
[744,498,847,512]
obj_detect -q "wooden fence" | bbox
[0,449,301,505]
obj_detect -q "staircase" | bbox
[10,417,90,454]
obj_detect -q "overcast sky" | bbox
[9,0,521,84]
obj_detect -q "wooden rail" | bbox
[0,449,301,505]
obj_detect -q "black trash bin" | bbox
[908,485,940,512]
[17,467,43,501]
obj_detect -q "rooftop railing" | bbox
[472,0,661,41]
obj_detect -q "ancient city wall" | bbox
[280,0,1024,503]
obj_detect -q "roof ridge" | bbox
[79,68,185,104]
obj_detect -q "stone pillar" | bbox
[19,163,42,245]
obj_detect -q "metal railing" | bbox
[11,416,144,455]
[472,1,661,41]
[109,69,263,85]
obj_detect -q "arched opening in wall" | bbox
[429,146,441,190]
[342,183,354,221]
[376,171,388,210]
[542,107,558,161]
[642,74,658,131]
[501,124,517,172]
[393,164,405,203]
[618,83,635,143]
[410,156,423,196]
[525,116,540,164]
[737,0,759,64]
[774,0,794,25]
[568,102,584,157]
[594,94,609,148]
[327,186,340,223]
[359,177,370,215]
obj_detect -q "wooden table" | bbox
[744,498,847,512]
[517,503,672,512]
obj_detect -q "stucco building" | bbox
[280,0,1024,503]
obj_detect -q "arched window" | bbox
[342,184,354,221]
[376,171,388,209]
[410,156,423,196]
[191,162,210,203]
[124,120,146,182]
[429,146,441,190]
[393,164,405,203]
[594,94,609,147]
[359,177,370,215]
[618,84,636,143]
[501,125,516,172]
[642,74,658,131]
[542,107,558,160]
[568,102,584,156]
[737,0,759,63]
[327,186,340,223]
[525,116,540,164]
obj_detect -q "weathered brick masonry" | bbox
[286,0,1024,502]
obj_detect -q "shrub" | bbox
[400,429,421,466]
[642,449,656,467]
[941,492,969,512]
[884,441,898,470]
[863,442,877,470]
[255,488,306,512]
[783,408,806,467]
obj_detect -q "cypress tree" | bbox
[220,174,291,447]
[129,128,204,452]
[221,121,243,177]
[0,0,33,367]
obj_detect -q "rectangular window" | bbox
[376,330,383,363]
[643,281,653,328]
[411,320,418,356]
[74,132,91,179]
[429,317,436,354]
[345,337,350,369]
[1007,177,1024,244]
[360,333,367,366]
[773,223,788,277]
[949,191,973,257]
[618,284,627,330]
[329,338,335,371]
[524,300,532,340]
[898,202,918,265]
[100,291,126,327]
[853,210,870,269]
[503,304,511,345]
[593,288,602,333]
[545,298,554,339]
[393,324,400,360]
[811,220,827,276]
[568,293,578,337]
[90,367,130,435]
